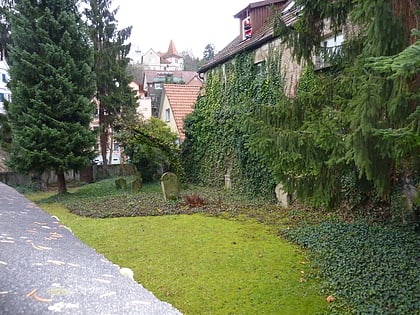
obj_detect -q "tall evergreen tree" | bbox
[8,0,96,194]
[264,0,420,207]
[83,0,135,167]
[0,0,14,59]
[203,43,215,61]
[181,50,200,71]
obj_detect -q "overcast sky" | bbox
[112,0,251,59]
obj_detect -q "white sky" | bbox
[112,0,251,58]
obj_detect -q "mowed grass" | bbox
[28,184,328,315]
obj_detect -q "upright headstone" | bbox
[131,176,143,193]
[275,183,293,207]
[115,178,127,190]
[224,174,232,190]
[160,172,180,201]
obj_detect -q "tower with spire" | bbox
[141,40,184,71]
[159,40,184,71]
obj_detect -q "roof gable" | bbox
[162,84,201,141]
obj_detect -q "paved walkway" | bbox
[0,182,182,315]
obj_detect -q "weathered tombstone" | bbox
[131,176,143,193]
[275,183,293,207]
[224,174,232,190]
[160,172,180,201]
[115,178,127,190]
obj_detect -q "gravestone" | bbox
[115,178,127,190]
[131,176,143,192]
[275,183,293,207]
[160,172,180,201]
[224,174,232,190]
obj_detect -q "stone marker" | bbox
[275,183,293,207]
[224,174,232,190]
[160,172,180,201]
[131,176,143,192]
[115,178,127,190]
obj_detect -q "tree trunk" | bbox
[99,103,108,168]
[108,131,114,166]
[57,172,67,194]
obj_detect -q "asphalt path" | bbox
[0,181,182,315]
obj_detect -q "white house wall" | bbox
[137,97,152,120]
[0,58,11,114]
[159,94,179,137]
[142,49,162,70]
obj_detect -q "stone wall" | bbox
[253,39,304,97]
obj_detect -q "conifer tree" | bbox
[267,0,420,206]
[7,0,96,194]
[83,0,135,167]
[0,0,14,59]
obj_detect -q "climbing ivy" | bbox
[182,52,279,197]
[182,1,419,213]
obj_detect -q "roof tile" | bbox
[163,84,202,141]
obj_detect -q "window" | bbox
[315,33,344,69]
[242,16,252,40]
[165,108,170,122]
[1,73,6,82]
[154,83,162,89]
[0,93,4,102]
[113,142,119,151]
[256,61,266,77]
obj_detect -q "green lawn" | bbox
[26,178,420,314]
[29,184,328,315]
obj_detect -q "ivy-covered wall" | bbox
[181,50,287,198]
[182,17,419,216]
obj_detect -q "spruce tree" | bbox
[8,0,96,194]
[83,0,135,167]
[268,0,420,206]
[0,0,14,59]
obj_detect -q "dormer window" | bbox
[242,16,252,40]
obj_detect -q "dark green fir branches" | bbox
[8,0,96,193]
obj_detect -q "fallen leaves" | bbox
[26,288,52,303]
[29,241,52,251]
[326,295,335,302]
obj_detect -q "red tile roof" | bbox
[163,84,201,141]
[160,40,182,59]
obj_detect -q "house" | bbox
[142,69,200,116]
[158,40,184,71]
[195,0,349,204]
[141,40,184,71]
[198,0,345,96]
[129,81,152,120]
[141,48,162,70]
[90,98,122,166]
[91,69,200,165]
[158,83,202,144]
[0,55,11,114]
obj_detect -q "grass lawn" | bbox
[27,180,329,315]
[26,178,420,314]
